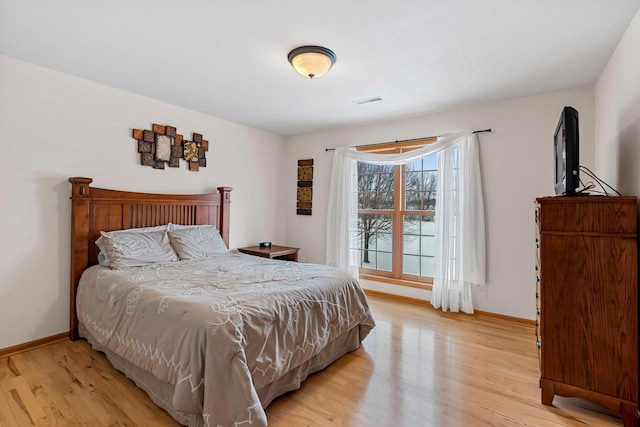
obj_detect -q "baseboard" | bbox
[364,288,431,306]
[364,289,534,326]
[474,309,535,326]
[0,332,69,359]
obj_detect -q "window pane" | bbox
[405,158,422,172]
[422,171,437,191]
[403,254,420,275]
[403,235,420,256]
[403,214,421,235]
[421,216,436,235]
[423,153,438,170]
[402,214,436,278]
[377,190,395,209]
[358,162,394,210]
[376,230,392,252]
[357,213,375,233]
[377,251,392,271]
[405,171,422,190]
[421,257,435,278]
[403,215,420,256]
[405,191,420,211]
[422,191,436,211]
[421,236,436,257]
[404,154,437,211]
[356,213,392,272]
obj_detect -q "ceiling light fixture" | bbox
[287,46,336,79]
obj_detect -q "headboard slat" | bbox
[68,177,232,340]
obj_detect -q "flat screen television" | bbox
[554,106,580,196]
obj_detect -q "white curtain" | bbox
[326,132,485,313]
[430,135,485,313]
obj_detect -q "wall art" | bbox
[132,125,208,171]
[297,159,313,215]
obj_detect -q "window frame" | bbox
[356,138,437,289]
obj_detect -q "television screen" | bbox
[554,106,579,196]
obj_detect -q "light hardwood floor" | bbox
[0,296,624,426]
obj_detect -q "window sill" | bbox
[359,273,433,291]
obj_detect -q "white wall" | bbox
[0,55,286,349]
[595,8,640,197]
[284,87,595,320]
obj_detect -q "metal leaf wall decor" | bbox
[132,124,209,171]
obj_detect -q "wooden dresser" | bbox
[535,196,638,426]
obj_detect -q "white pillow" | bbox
[99,229,178,269]
[168,225,228,260]
[168,223,214,231]
[96,225,168,266]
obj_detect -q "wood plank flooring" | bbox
[0,296,624,426]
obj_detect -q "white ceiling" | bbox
[1,1,639,136]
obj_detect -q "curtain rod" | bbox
[324,128,492,152]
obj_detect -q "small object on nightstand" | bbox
[259,242,271,248]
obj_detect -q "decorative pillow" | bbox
[96,225,168,266]
[168,225,229,260]
[99,230,178,269]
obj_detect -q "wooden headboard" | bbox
[68,177,232,340]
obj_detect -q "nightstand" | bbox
[237,245,300,262]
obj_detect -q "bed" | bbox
[68,177,375,427]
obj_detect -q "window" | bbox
[352,139,438,288]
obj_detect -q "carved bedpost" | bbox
[69,177,93,340]
[217,187,233,248]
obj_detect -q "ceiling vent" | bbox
[353,96,383,105]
